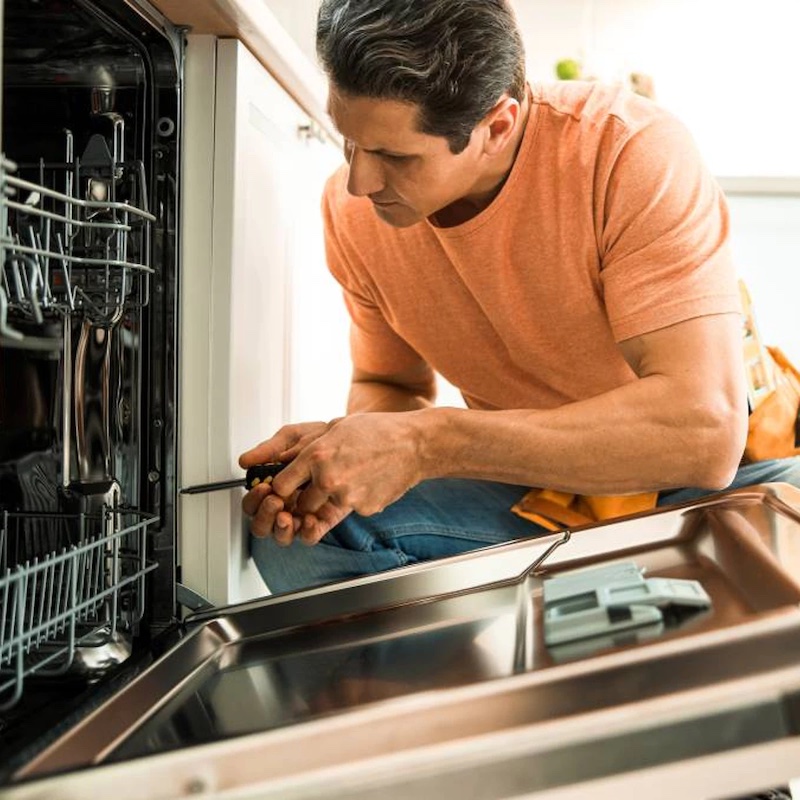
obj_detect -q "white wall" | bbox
[515,0,800,178]
[727,193,800,364]
[263,0,800,178]
[260,0,320,67]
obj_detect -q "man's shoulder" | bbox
[531,80,670,136]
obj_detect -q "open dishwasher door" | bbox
[4,483,800,799]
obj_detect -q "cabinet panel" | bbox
[179,36,341,605]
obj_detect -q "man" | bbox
[241,0,800,594]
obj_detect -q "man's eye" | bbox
[382,153,410,162]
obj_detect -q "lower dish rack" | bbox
[0,508,158,710]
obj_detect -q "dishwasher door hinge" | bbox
[176,582,214,612]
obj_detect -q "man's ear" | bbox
[481,95,521,156]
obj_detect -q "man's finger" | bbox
[241,482,272,516]
[272,459,313,498]
[299,503,351,545]
[299,514,329,545]
[239,441,280,469]
[292,483,330,516]
[273,515,295,546]
[250,493,284,538]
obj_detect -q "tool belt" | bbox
[743,345,800,462]
[512,488,659,531]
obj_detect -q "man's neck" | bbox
[432,91,531,228]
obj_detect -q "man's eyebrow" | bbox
[365,147,415,157]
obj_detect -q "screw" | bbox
[185,777,207,794]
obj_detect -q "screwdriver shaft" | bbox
[180,478,245,495]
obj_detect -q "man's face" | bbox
[327,86,486,228]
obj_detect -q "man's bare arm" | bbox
[415,313,748,494]
[265,312,747,542]
[347,362,438,413]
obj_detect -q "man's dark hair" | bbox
[316,0,526,154]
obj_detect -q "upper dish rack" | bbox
[0,127,156,334]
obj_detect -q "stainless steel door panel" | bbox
[8,619,800,799]
[10,484,800,795]
[14,531,568,776]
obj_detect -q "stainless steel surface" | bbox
[8,635,800,799]
[73,320,114,483]
[175,583,215,612]
[9,484,800,797]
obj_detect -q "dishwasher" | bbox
[2,1,800,798]
[0,0,179,778]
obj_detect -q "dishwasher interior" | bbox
[0,0,181,776]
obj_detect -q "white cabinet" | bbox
[178,36,343,606]
[286,132,351,424]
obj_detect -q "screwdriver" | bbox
[180,463,289,495]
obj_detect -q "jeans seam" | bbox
[373,522,538,544]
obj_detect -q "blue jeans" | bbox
[251,457,800,594]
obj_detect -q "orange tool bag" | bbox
[512,488,658,532]
[739,281,800,462]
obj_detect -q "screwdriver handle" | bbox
[245,462,287,490]
[246,462,311,493]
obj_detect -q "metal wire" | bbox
[0,508,158,710]
[0,133,156,329]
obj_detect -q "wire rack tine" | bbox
[1,140,155,330]
[0,510,158,710]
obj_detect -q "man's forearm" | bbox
[411,374,747,495]
[348,378,434,414]
[346,316,748,497]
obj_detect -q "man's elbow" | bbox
[688,400,748,490]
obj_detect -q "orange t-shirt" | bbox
[322,81,740,412]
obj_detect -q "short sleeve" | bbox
[599,113,741,342]
[321,176,428,375]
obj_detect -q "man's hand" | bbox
[240,421,331,544]
[240,412,427,546]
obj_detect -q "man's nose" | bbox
[346,147,384,197]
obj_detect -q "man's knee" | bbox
[770,455,800,489]
[735,456,800,491]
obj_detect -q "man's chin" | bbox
[371,201,421,228]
